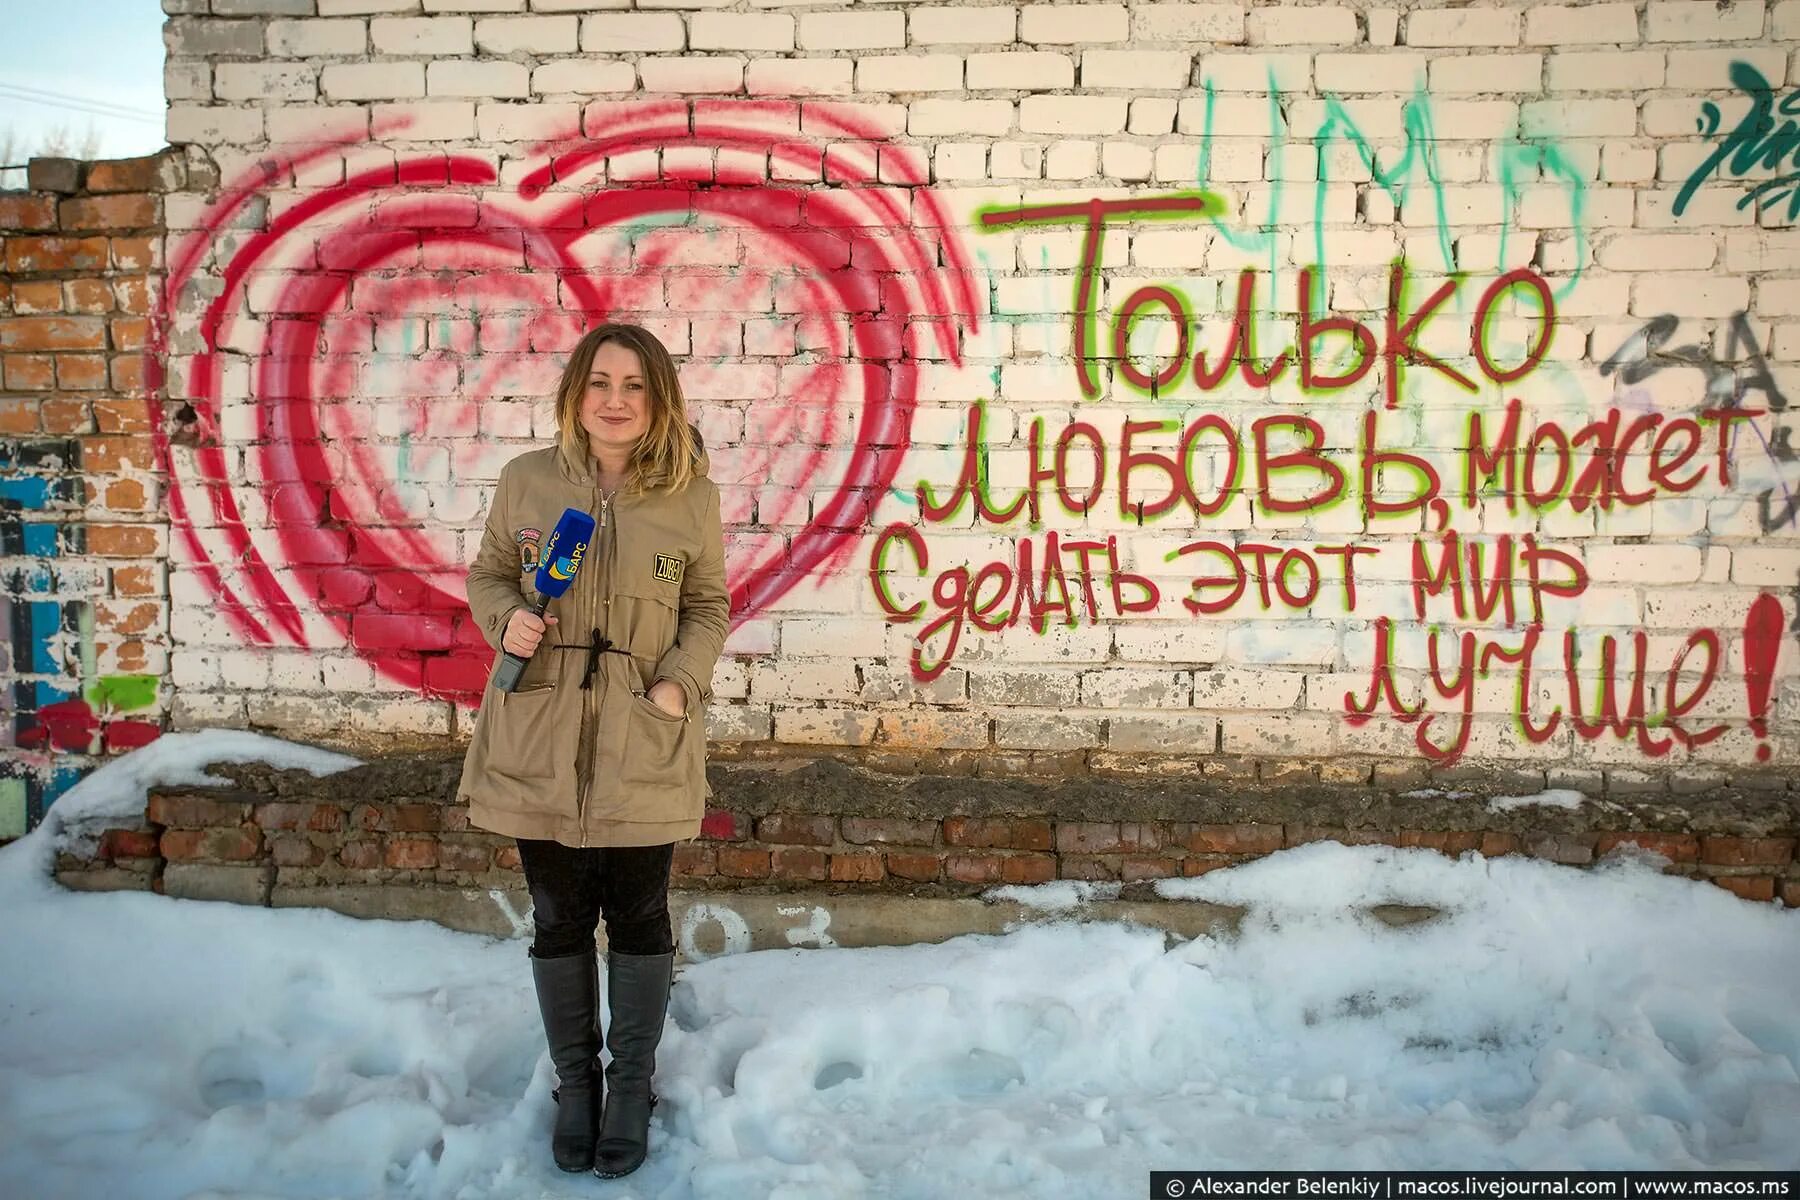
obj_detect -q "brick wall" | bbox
[7,1,1800,837]
[0,153,184,838]
[56,760,1800,909]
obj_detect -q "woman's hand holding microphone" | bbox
[502,609,686,717]
[503,609,557,657]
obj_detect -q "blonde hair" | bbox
[553,323,697,494]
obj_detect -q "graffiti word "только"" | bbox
[981,196,1561,408]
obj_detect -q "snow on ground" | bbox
[1,736,1797,1199]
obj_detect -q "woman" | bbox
[457,323,730,1177]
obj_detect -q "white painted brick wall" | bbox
[799,11,905,51]
[691,13,795,52]
[474,16,580,55]
[267,19,368,57]
[1019,4,1130,44]
[857,55,963,93]
[910,5,1019,45]
[581,14,685,52]
[371,17,474,56]
[1131,4,1248,43]
[127,0,1800,781]
[426,60,530,98]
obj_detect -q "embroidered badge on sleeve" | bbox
[517,528,542,572]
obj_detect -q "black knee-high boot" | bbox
[593,950,674,1178]
[529,949,602,1172]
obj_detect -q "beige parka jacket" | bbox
[456,439,730,847]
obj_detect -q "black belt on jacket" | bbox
[550,628,633,691]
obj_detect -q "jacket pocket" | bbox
[621,691,691,789]
[484,684,560,781]
[611,587,679,676]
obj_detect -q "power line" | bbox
[0,82,163,126]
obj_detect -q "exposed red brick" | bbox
[718,846,770,878]
[93,397,152,434]
[772,846,829,881]
[1288,826,1403,849]
[385,838,439,870]
[351,803,441,832]
[110,355,147,394]
[3,355,55,390]
[162,826,262,862]
[1181,858,1231,877]
[942,817,1053,851]
[0,398,38,433]
[672,843,716,877]
[64,279,113,313]
[81,437,154,471]
[840,816,938,846]
[271,835,327,868]
[389,804,441,833]
[5,236,109,272]
[1700,837,1795,867]
[86,157,167,193]
[87,524,159,556]
[1122,856,1177,882]
[1000,854,1055,884]
[59,194,156,230]
[0,195,58,230]
[112,640,150,672]
[829,852,885,882]
[945,853,1004,884]
[1173,823,1283,854]
[1056,822,1118,854]
[1522,832,1597,865]
[494,845,522,871]
[884,851,941,882]
[1781,880,1800,909]
[114,275,152,315]
[1396,830,1485,856]
[340,840,382,870]
[39,397,92,433]
[1480,832,1520,856]
[147,793,252,827]
[1059,856,1120,881]
[98,828,159,859]
[1594,832,1701,863]
[110,236,159,270]
[110,317,148,351]
[437,841,493,872]
[255,802,345,833]
[12,281,63,313]
[112,565,158,596]
[757,813,836,846]
[1711,875,1776,902]
[0,315,106,351]
[56,355,107,390]
[103,478,150,512]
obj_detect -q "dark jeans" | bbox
[515,838,675,958]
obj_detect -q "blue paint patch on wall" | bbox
[0,437,87,839]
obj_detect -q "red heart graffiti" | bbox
[150,102,979,705]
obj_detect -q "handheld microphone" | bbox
[493,507,598,693]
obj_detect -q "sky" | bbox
[0,731,1795,1198]
[0,0,167,167]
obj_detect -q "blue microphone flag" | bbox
[533,508,597,599]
